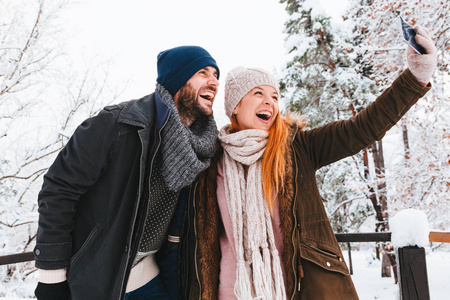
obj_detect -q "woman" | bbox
[185,26,436,300]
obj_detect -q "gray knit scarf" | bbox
[156,84,218,192]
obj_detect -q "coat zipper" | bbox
[291,144,300,299]
[192,182,202,299]
[118,115,170,299]
[182,182,197,299]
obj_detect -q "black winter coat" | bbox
[34,91,179,299]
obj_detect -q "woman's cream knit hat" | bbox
[224,66,280,119]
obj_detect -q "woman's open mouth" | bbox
[256,110,272,122]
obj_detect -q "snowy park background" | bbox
[1,0,449,298]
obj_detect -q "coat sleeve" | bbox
[34,109,119,270]
[298,69,431,170]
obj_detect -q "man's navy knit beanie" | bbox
[156,46,220,96]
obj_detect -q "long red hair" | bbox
[229,113,291,213]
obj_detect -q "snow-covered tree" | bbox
[280,0,375,126]
[344,0,450,232]
[279,0,378,232]
[0,0,123,296]
[280,0,449,237]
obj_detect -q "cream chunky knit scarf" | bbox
[219,125,286,300]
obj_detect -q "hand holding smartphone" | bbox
[399,16,426,55]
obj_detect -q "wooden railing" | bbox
[0,251,34,266]
[1,231,449,299]
[335,231,450,300]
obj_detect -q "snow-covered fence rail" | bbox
[336,230,450,300]
[1,233,449,264]
[0,252,34,266]
[1,228,449,299]
[334,231,450,244]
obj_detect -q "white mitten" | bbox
[406,26,437,84]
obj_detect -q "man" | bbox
[33,46,220,300]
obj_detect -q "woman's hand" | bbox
[406,25,437,85]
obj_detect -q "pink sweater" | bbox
[216,161,287,299]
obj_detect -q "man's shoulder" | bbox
[101,93,156,126]
[103,93,155,113]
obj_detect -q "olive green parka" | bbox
[184,69,431,300]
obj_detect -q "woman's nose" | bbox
[264,96,274,105]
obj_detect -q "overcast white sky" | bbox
[62,0,348,126]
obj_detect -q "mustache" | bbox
[200,86,217,94]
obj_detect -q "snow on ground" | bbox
[350,248,399,299]
[1,247,449,299]
[350,245,450,300]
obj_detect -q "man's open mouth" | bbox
[200,91,215,101]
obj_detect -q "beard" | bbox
[176,83,213,124]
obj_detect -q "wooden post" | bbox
[397,246,430,300]
[382,253,392,277]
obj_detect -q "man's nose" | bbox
[208,75,219,87]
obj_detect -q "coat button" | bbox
[326,262,331,267]
[34,249,41,256]
[124,245,129,253]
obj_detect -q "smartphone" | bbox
[399,16,426,54]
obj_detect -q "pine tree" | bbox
[343,0,450,279]
[280,0,450,237]
[279,0,377,232]
[345,0,450,232]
